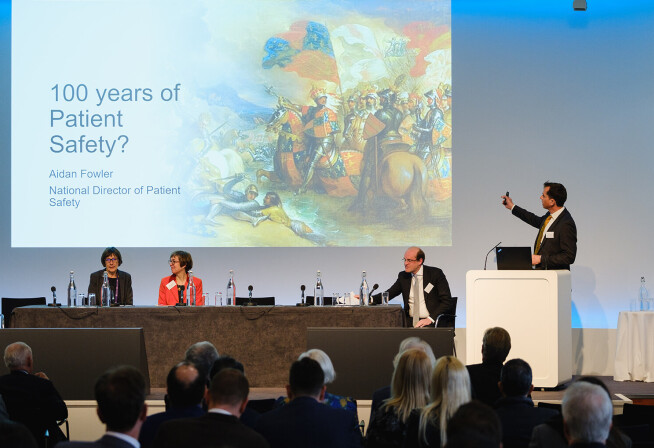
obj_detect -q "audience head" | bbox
[288,357,325,400]
[481,327,511,364]
[299,349,335,385]
[95,366,146,433]
[166,361,205,408]
[386,348,432,423]
[421,355,471,446]
[206,368,249,417]
[499,358,532,397]
[393,337,436,368]
[562,381,613,445]
[210,355,244,382]
[185,341,219,379]
[3,342,33,373]
[446,401,502,448]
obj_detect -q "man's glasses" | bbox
[402,258,418,263]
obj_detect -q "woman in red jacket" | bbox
[158,250,203,306]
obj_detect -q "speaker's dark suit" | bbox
[512,206,577,270]
[0,370,67,448]
[153,412,269,448]
[376,265,453,325]
[88,269,133,305]
[255,396,362,448]
[56,434,135,448]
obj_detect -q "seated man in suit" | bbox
[495,359,559,448]
[466,327,511,407]
[0,342,67,448]
[562,382,613,448]
[374,246,453,328]
[153,368,269,448]
[209,355,262,429]
[57,365,147,448]
[255,358,362,448]
[138,361,206,448]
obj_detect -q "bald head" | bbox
[166,361,205,408]
[4,342,33,372]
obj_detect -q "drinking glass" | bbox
[332,293,339,306]
[215,292,223,306]
[88,293,96,306]
[382,291,390,306]
[202,292,209,306]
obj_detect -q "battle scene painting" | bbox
[176,0,451,247]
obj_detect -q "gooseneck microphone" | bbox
[48,286,61,307]
[484,242,502,270]
[297,284,308,307]
[248,285,253,299]
[369,283,379,305]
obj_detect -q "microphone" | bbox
[48,286,60,307]
[243,285,255,306]
[369,283,379,305]
[484,242,502,270]
[297,284,308,307]
[248,285,253,299]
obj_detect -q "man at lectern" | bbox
[373,246,453,328]
[502,182,577,270]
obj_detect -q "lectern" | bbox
[466,270,572,387]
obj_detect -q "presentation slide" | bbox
[12,0,451,248]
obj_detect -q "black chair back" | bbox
[305,295,336,306]
[1,297,46,327]
[234,297,275,306]
[246,398,277,414]
[435,296,457,328]
[537,401,562,412]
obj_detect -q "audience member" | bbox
[445,401,502,448]
[371,337,436,417]
[466,327,511,407]
[366,349,432,448]
[255,358,362,448]
[0,342,68,448]
[0,421,39,448]
[210,354,262,428]
[562,381,613,447]
[56,365,147,448]
[276,349,357,417]
[138,362,205,448]
[494,359,558,448]
[529,377,630,448]
[404,356,471,448]
[184,341,219,380]
[154,368,269,448]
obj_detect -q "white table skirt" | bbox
[614,311,654,382]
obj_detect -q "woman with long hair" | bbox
[366,349,432,448]
[404,355,471,447]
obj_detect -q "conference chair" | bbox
[234,296,275,306]
[434,296,457,328]
[1,297,46,327]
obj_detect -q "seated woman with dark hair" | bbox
[158,250,203,306]
[88,247,133,305]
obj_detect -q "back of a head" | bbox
[500,358,532,397]
[481,327,511,364]
[289,357,324,398]
[166,361,205,408]
[299,349,335,384]
[562,382,613,444]
[208,368,249,408]
[394,337,436,368]
[388,349,432,423]
[184,341,219,377]
[422,355,471,445]
[95,366,146,432]
[210,355,244,382]
[446,401,502,448]
[3,342,32,370]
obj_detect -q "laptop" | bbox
[496,246,532,270]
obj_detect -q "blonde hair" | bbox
[382,348,432,424]
[419,356,471,447]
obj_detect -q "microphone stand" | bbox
[368,284,379,305]
[244,285,256,306]
[484,242,502,270]
[48,286,61,307]
[296,285,308,307]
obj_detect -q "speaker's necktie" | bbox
[534,215,552,255]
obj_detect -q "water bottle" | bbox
[639,277,649,311]
[314,270,324,306]
[0,313,4,329]
[67,271,77,307]
[101,271,111,307]
[360,271,370,306]
[226,270,235,306]
[188,271,197,306]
